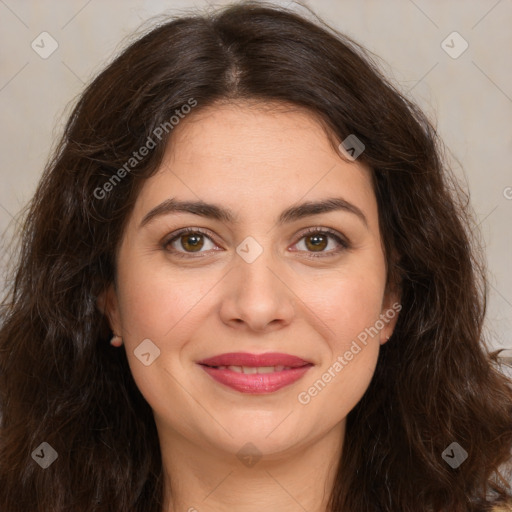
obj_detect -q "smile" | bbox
[197,352,313,393]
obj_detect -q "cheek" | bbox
[300,343,379,421]
[115,263,212,413]
[300,263,386,346]
[296,282,382,421]
[293,264,385,413]
[116,257,215,342]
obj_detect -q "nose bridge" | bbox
[221,234,295,330]
[236,234,281,298]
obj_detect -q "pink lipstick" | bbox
[197,352,313,393]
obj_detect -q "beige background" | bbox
[0,0,511,350]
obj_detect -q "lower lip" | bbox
[199,364,312,393]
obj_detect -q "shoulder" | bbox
[493,505,512,511]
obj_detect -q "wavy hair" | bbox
[1,2,511,511]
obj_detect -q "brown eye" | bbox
[179,233,204,252]
[164,229,217,256]
[304,233,328,252]
[293,228,349,258]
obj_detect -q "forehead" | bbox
[166,100,354,172]
[131,101,377,227]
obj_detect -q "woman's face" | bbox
[103,101,398,459]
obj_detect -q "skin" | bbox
[100,101,399,512]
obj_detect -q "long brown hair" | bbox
[1,2,511,511]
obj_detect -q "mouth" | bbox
[197,352,313,394]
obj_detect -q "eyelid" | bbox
[162,226,350,258]
[162,227,219,258]
[291,226,350,258]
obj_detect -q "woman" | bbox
[1,2,511,511]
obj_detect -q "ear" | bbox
[97,283,122,335]
[379,288,401,345]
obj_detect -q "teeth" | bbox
[258,366,279,373]
[215,365,291,374]
[240,366,258,374]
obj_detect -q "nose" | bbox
[219,246,296,333]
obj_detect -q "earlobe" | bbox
[380,333,393,345]
[380,291,401,345]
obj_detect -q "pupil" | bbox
[307,234,326,251]
[183,234,203,251]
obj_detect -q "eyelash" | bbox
[162,226,350,259]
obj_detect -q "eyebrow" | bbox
[139,197,368,229]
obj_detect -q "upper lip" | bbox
[198,352,312,368]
